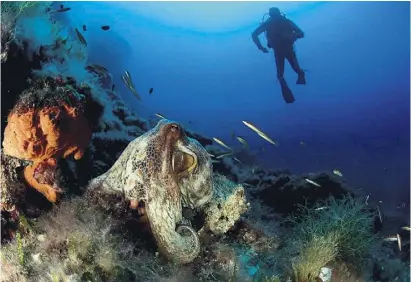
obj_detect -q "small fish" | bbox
[397,202,407,209]
[397,233,402,251]
[365,194,370,205]
[82,25,87,31]
[333,169,343,177]
[122,75,130,87]
[86,64,108,76]
[122,71,142,100]
[57,7,71,12]
[207,153,215,158]
[111,84,115,91]
[149,87,154,94]
[75,28,87,47]
[212,138,232,151]
[383,235,398,242]
[101,25,110,31]
[242,183,255,188]
[236,136,249,148]
[401,226,411,231]
[376,204,383,224]
[233,157,242,164]
[305,178,321,187]
[57,5,71,12]
[315,206,328,211]
[215,152,234,159]
[300,141,306,146]
[93,64,108,73]
[242,120,277,146]
[124,70,133,83]
[155,113,167,119]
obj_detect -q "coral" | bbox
[2,77,96,202]
[87,119,214,264]
[285,195,378,281]
[203,173,249,235]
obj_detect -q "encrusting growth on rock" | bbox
[203,173,249,235]
[2,77,93,202]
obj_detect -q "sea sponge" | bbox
[2,77,93,202]
[203,174,249,235]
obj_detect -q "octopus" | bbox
[88,119,214,264]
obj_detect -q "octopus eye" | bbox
[170,124,179,132]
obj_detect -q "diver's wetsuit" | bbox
[271,39,303,81]
[252,16,305,82]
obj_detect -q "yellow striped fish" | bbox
[212,137,232,151]
[242,121,277,146]
[155,113,167,119]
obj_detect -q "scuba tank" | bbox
[260,12,288,45]
[261,13,270,43]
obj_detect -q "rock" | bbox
[203,174,249,235]
[249,172,351,215]
[0,151,28,212]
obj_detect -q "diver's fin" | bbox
[296,71,306,85]
[279,78,295,103]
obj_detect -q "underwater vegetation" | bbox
[0,2,410,282]
[285,196,379,281]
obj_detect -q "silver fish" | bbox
[242,120,277,146]
[305,178,321,187]
[376,204,383,224]
[213,137,232,151]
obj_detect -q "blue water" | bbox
[56,1,409,210]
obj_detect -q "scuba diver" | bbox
[252,7,305,103]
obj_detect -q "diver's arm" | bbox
[251,23,267,50]
[289,20,304,38]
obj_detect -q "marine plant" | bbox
[0,198,178,282]
[285,195,378,281]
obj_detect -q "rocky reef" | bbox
[1,2,409,282]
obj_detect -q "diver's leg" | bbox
[275,50,295,103]
[286,47,305,84]
[274,50,285,81]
